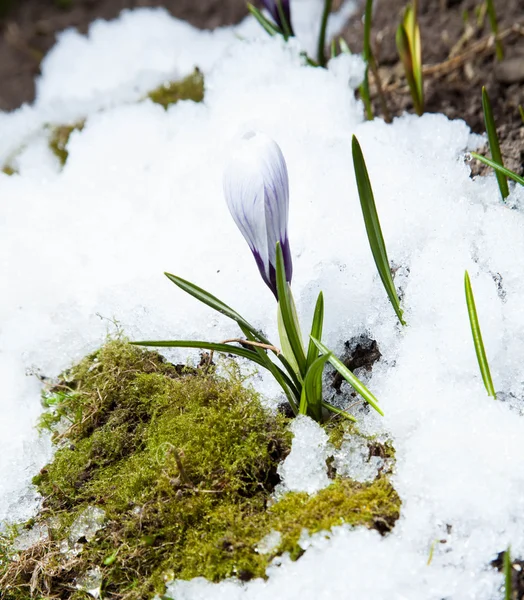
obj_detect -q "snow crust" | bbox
[1,1,524,598]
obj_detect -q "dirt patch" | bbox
[341,0,524,167]
[0,0,248,112]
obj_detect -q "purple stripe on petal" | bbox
[280,236,293,284]
[253,249,278,299]
[260,0,293,34]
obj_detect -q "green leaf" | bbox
[396,7,423,115]
[339,38,351,54]
[519,105,524,124]
[276,242,307,376]
[352,136,406,326]
[246,2,281,36]
[482,86,509,200]
[310,336,384,416]
[300,353,331,421]
[321,401,358,421]
[164,272,271,345]
[131,339,267,366]
[359,0,374,120]
[363,0,373,62]
[486,0,503,61]
[275,0,292,39]
[239,323,301,414]
[504,546,512,600]
[306,292,324,369]
[464,271,496,398]
[470,152,524,187]
[317,0,333,67]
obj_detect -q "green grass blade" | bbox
[359,69,374,120]
[247,2,280,36]
[464,271,496,398]
[486,0,503,60]
[339,38,350,54]
[471,152,524,186]
[164,272,271,345]
[519,105,524,124]
[359,0,374,120]
[321,400,358,422]
[300,353,331,421]
[482,86,509,199]
[317,0,333,67]
[310,336,384,416]
[275,0,292,39]
[504,546,512,600]
[330,37,337,59]
[352,136,406,326]
[363,0,372,61]
[131,339,265,365]
[306,291,324,369]
[276,242,307,376]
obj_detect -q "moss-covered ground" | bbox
[0,340,400,599]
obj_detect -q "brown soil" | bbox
[0,0,248,112]
[341,0,524,173]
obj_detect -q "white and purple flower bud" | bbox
[223,131,292,299]
[261,0,293,35]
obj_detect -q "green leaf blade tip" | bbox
[352,135,406,326]
[464,271,496,398]
[482,86,509,200]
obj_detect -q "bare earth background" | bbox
[0,0,522,167]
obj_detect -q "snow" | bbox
[1,0,524,598]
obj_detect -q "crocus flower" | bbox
[262,0,293,35]
[223,131,292,299]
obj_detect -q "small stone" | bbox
[495,57,524,84]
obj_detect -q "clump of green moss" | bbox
[1,165,16,176]
[48,122,85,166]
[148,69,204,109]
[1,340,400,599]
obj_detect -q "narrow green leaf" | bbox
[277,304,302,378]
[363,0,373,62]
[310,336,384,416]
[486,0,503,61]
[330,37,337,59]
[471,152,524,186]
[317,0,333,67]
[464,271,496,398]
[164,272,271,345]
[247,3,281,36]
[359,70,374,121]
[519,105,524,124]
[238,324,301,408]
[321,401,358,422]
[276,242,307,376]
[306,291,324,369]
[339,38,351,54]
[396,7,423,115]
[300,353,331,421]
[359,0,374,120]
[352,136,406,326]
[482,86,509,200]
[504,546,512,600]
[132,339,266,365]
[275,0,292,39]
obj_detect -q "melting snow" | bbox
[1,0,523,598]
